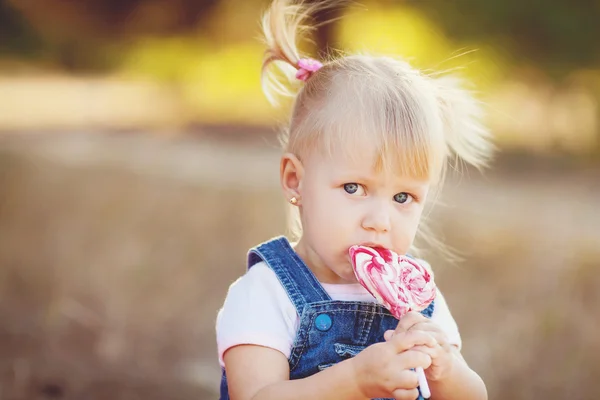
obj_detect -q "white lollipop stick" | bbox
[416,367,430,398]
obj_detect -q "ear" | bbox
[280,153,304,204]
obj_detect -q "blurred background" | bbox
[0,0,599,399]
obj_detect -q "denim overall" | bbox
[220,236,434,400]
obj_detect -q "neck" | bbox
[293,238,354,284]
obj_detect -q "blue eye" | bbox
[344,183,365,196]
[394,192,413,204]
[344,183,358,194]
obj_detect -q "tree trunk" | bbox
[311,0,346,58]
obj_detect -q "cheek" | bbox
[302,189,354,236]
[308,192,346,225]
[393,209,424,248]
[301,187,330,223]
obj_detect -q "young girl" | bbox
[216,0,493,399]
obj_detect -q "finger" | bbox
[384,330,395,341]
[411,344,440,359]
[392,388,419,400]
[408,321,442,333]
[409,323,449,344]
[395,311,429,334]
[394,349,433,371]
[391,369,419,389]
[389,321,443,339]
[390,330,436,353]
[408,321,447,336]
[388,329,448,356]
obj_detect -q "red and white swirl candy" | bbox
[349,245,436,319]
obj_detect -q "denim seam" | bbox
[358,308,375,345]
[334,342,366,356]
[299,308,393,315]
[306,302,395,316]
[254,243,308,313]
[288,307,314,371]
[280,239,331,303]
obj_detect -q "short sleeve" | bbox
[215,262,298,367]
[430,290,462,350]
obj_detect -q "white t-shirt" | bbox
[216,261,461,367]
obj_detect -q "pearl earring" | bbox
[289,197,298,205]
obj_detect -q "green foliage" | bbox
[414,0,600,78]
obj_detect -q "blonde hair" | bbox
[260,0,495,253]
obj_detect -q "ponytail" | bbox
[260,0,334,105]
[433,75,495,171]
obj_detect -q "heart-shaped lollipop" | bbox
[349,245,436,319]
[349,245,437,399]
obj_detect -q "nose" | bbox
[361,202,391,233]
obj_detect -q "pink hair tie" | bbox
[295,58,323,82]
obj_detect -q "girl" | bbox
[216,0,493,399]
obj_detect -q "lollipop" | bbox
[349,245,436,399]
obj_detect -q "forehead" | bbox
[324,137,379,170]
[312,138,430,187]
[315,132,429,180]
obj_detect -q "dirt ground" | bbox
[0,129,598,399]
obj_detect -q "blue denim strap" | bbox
[248,236,331,314]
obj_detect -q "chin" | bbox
[326,252,357,283]
[337,266,358,283]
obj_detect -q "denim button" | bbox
[315,313,332,331]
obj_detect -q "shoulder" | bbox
[219,261,295,321]
[227,261,287,299]
[413,258,462,349]
[430,289,462,350]
[216,262,298,366]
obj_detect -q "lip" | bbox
[357,242,388,250]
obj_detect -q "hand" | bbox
[384,311,456,381]
[350,330,435,400]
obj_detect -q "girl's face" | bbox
[291,144,431,284]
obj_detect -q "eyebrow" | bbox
[339,173,428,192]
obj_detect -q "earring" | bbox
[289,197,298,205]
